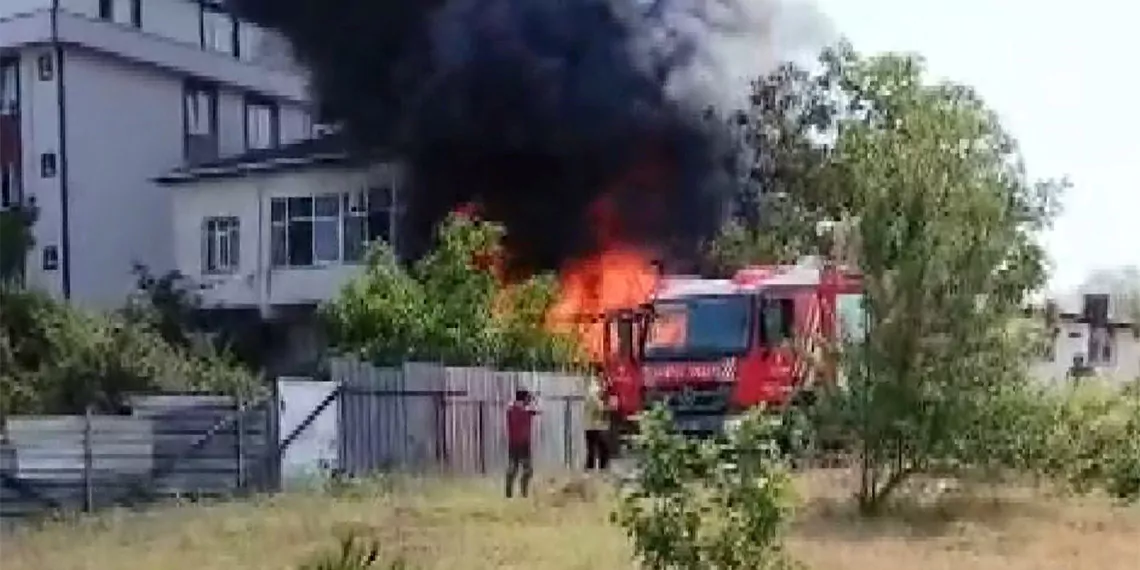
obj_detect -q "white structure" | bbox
[1032,291,1140,383]
[157,136,403,372]
[1,0,313,308]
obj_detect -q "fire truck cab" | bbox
[600,257,863,435]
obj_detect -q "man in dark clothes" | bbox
[505,389,539,498]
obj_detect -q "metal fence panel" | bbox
[329,359,588,476]
[1,395,272,523]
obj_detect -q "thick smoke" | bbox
[227,0,829,275]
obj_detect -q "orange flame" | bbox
[546,246,659,360]
[546,150,670,361]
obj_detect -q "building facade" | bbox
[1032,291,1140,384]
[0,0,312,308]
[157,135,404,374]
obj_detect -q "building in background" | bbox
[1032,290,1140,383]
[156,134,403,375]
[0,0,312,308]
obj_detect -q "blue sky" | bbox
[810,0,1139,292]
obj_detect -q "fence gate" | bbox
[276,379,340,491]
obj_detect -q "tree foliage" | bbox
[321,214,584,370]
[121,263,274,372]
[706,42,1135,515]
[781,46,1074,512]
[705,49,848,272]
[614,406,798,570]
[0,203,37,283]
[0,286,259,416]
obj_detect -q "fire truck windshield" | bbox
[644,295,751,358]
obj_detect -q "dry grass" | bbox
[1,470,1137,570]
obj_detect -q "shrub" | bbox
[0,286,259,415]
[321,214,584,370]
[613,406,799,570]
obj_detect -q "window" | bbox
[130,0,142,28]
[644,296,752,358]
[759,297,795,347]
[1087,326,1113,365]
[0,164,19,208]
[99,0,113,20]
[36,55,53,82]
[42,246,59,271]
[0,58,18,116]
[202,217,240,273]
[203,7,237,55]
[244,96,279,150]
[271,188,398,268]
[183,81,218,164]
[39,153,56,178]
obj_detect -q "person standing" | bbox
[505,389,539,498]
[584,380,612,471]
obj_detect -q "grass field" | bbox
[2,469,1137,570]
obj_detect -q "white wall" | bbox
[61,49,185,308]
[1032,321,1140,384]
[0,0,51,21]
[16,45,313,309]
[18,47,65,298]
[172,166,404,310]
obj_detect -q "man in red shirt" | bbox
[505,389,539,498]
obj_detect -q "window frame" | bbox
[269,186,399,269]
[130,0,142,28]
[202,4,239,56]
[182,80,219,164]
[0,57,19,116]
[243,94,280,151]
[202,216,241,275]
[1086,326,1115,366]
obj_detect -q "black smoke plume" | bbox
[227,0,825,275]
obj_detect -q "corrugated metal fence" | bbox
[0,395,274,524]
[333,360,587,476]
[0,361,589,524]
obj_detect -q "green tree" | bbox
[809,47,1066,513]
[0,203,37,283]
[321,214,583,370]
[705,46,851,273]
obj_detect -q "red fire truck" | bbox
[599,257,864,435]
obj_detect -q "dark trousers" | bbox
[505,444,533,498]
[585,429,610,470]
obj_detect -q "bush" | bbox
[321,214,584,370]
[0,286,259,415]
[613,406,799,570]
[1023,382,1140,502]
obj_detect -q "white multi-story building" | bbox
[0,0,313,308]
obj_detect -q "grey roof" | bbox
[154,134,376,184]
